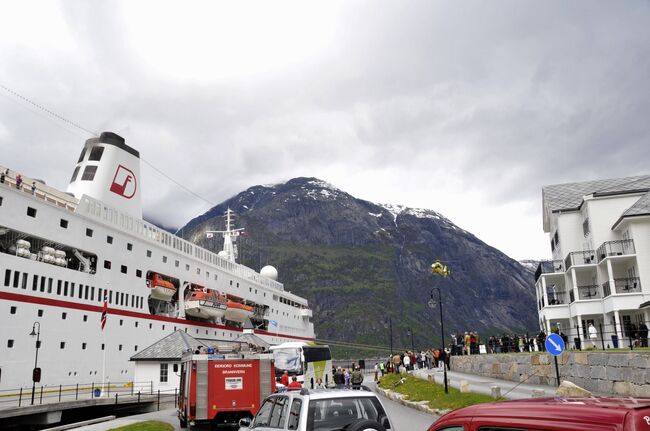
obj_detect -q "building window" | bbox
[10,306,16,314]
[60,219,68,229]
[121,265,127,274]
[7,340,14,348]
[146,250,152,258]
[27,207,37,218]
[81,165,97,181]
[82,342,87,350]
[160,363,168,383]
[86,228,93,237]
[173,364,179,373]
[127,243,133,251]
[107,235,113,244]
[104,260,111,270]
[136,269,142,278]
[60,342,66,349]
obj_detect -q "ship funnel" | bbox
[66,132,142,219]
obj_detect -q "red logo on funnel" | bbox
[110,165,137,199]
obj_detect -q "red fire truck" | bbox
[178,348,276,428]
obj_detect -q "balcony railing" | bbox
[603,281,611,297]
[569,290,575,303]
[534,260,565,281]
[546,291,568,305]
[577,285,600,300]
[564,250,596,270]
[614,277,641,294]
[597,239,635,262]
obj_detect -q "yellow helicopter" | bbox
[431,258,451,278]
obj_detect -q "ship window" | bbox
[70,282,75,297]
[101,344,105,350]
[91,286,95,300]
[121,265,127,274]
[98,288,103,301]
[32,275,38,291]
[57,280,62,295]
[160,363,168,383]
[40,277,45,292]
[62,312,67,320]
[11,271,19,288]
[120,319,123,326]
[77,148,86,163]
[27,207,37,217]
[81,165,98,181]
[134,345,138,351]
[104,260,111,269]
[162,256,167,263]
[82,342,87,350]
[162,325,165,330]
[109,290,113,304]
[175,260,179,267]
[0,196,2,206]
[7,340,14,348]
[60,342,66,349]
[127,243,132,251]
[84,285,88,299]
[186,264,190,271]
[47,278,52,293]
[196,268,200,275]
[107,235,113,244]
[230,280,233,286]
[60,219,68,229]
[88,146,105,161]
[136,269,142,278]
[214,274,218,281]
[4,269,10,286]
[149,323,152,329]
[70,166,80,182]
[21,272,28,289]
[146,250,152,258]
[206,271,209,278]
[38,309,43,317]
[86,228,93,237]
[83,315,88,322]
[10,306,16,314]
[64,281,68,296]
[135,321,138,328]
[119,344,123,351]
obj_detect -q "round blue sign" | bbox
[545,333,565,356]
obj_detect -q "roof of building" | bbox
[542,175,650,232]
[130,330,207,362]
[622,190,650,217]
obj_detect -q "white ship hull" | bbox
[0,134,314,390]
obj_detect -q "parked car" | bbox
[427,397,650,431]
[238,387,393,431]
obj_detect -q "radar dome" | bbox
[260,265,278,281]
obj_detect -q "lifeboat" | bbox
[224,300,254,323]
[146,273,177,301]
[184,288,227,320]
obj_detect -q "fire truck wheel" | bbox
[347,419,386,431]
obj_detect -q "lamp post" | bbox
[429,287,448,393]
[29,321,41,405]
[383,317,393,357]
[406,328,415,352]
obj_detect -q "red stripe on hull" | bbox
[0,290,314,341]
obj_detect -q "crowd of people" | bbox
[373,349,450,380]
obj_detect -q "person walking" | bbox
[351,366,364,389]
[334,367,345,386]
[378,361,385,376]
[403,352,411,371]
[16,174,23,190]
[281,370,289,387]
[639,322,649,347]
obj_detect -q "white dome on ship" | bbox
[260,265,278,281]
[217,250,228,258]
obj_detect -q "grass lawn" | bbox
[378,373,495,411]
[109,420,174,431]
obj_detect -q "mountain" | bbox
[178,177,538,353]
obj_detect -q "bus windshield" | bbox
[274,348,302,376]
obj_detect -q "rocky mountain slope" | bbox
[178,177,538,351]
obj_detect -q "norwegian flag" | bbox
[101,290,108,330]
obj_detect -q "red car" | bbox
[428,397,650,431]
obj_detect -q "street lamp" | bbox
[29,321,41,405]
[383,317,393,357]
[429,287,448,394]
[406,328,415,352]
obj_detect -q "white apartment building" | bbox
[535,175,650,349]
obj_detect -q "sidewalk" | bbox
[412,367,558,400]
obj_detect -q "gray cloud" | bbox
[1,0,649,260]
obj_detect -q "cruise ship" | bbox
[0,132,314,389]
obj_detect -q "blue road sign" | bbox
[545,333,565,356]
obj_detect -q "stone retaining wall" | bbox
[450,351,650,396]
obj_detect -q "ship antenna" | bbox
[205,208,244,263]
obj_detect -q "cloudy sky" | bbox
[1,1,649,260]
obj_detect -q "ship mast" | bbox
[205,209,244,263]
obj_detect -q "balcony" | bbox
[534,260,565,281]
[546,291,568,305]
[603,281,611,298]
[613,277,641,294]
[597,239,635,262]
[564,250,596,270]
[577,285,600,300]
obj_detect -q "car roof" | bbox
[277,388,380,400]
[438,397,650,425]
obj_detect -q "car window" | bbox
[287,399,302,430]
[307,396,389,430]
[253,398,275,427]
[269,396,288,428]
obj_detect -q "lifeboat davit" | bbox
[184,288,227,320]
[146,273,176,301]
[224,301,254,323]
